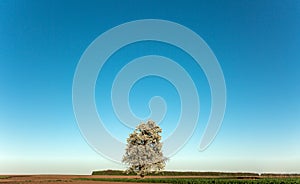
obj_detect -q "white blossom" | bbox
[122,120,167,177]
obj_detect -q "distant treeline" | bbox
[92,170,300,177]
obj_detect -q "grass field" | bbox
[87,170,300,183]
[77,177,300,184]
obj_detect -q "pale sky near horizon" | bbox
[1,0,300,174]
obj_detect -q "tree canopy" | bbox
[122,120,167,178]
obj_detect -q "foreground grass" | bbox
[76,177,300,184]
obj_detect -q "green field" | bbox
[89,170,300,183]
[92,170,300,177]
[77,177,300,184]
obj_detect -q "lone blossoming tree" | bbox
[122,120,167,178]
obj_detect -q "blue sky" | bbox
[1,0,300,174]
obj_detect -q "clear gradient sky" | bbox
[0,0,300,174]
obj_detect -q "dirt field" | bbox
[0,174,217,184]
[0,175,149,184]
[0,175,258,184]
[1,174,300,184]
[0,175,203,184]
